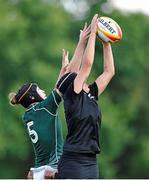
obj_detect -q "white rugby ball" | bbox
[97,16,122,43]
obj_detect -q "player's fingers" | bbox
[83,28,91,37]
[82,24,91,35]
[86,24,91,31]
[62,49,65,58]
[84,34,90,40]
[66,51,69,63]
[81,22,87,32]
[66,50,69,58]
[92,14,98,24]
[94,14,98,19]
[62,50,69,65]
[83,22,87,30]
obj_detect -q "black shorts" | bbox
[55,152,99,179]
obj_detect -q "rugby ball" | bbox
[97,16,122,43]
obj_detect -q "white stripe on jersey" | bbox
[52,91,59,107]
[55,115,59,163]
[58,72,73,90]
[26,104,57,116]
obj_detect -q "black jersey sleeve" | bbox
[88,82,99,101]
[56,72,77,95]
[64,80,77,100]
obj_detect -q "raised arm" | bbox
[95,42,115,96]
[74,14,98,93]
[67,23,91,73]
[55,49,69,87]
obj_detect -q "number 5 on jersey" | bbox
[27,121,38,143]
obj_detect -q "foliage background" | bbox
[0,0,149,178]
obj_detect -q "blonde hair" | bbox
[8,92,17,106]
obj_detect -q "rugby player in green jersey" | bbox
[8,23,91,179]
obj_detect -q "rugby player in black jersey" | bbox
[56,14,115,179]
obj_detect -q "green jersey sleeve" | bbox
[39,89,62,114]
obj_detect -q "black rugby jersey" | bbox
[63,81,102,154]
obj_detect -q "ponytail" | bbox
[8,92,17,106]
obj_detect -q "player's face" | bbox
[36,86,47,99]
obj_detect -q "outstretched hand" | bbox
[61,49,69,73]
[90,14,98,34]
[79,22,91,43]
[55,48,70,88]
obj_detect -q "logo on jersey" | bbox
[88,93,95,100]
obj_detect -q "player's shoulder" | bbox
[45,89,61,104]
[35,89,61,112]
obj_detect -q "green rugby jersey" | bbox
[23,90,63,168]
